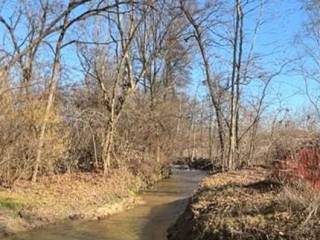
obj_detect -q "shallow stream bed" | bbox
[3,169,205,240]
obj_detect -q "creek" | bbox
[4,169,205,240]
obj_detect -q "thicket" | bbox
[0,0,319,188]
[0,0,195,186]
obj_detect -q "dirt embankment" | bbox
[168,168,320,240]
[0,166,169,237]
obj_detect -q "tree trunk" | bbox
[208,113,215,170]
[32,6,70,182]
[180,3,225,167]
[103,98,116,175]
[228,0,243,170]
[32,60,61,182]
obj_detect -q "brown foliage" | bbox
[0,94,68,185]
[273,137,320,190]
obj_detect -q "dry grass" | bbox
[201,168,268,189]
[0,166,166,236]
[1,168,143,219]
[169,168,320,240]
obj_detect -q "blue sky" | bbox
[189,0,314,114]
[258,0,307,108]
[0,0,317,115]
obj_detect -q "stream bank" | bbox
[168,167,320,240]
[0,165,169,238]
[1,169,205,240]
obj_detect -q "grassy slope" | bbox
[0,166,167,237]
[168,168,320,240]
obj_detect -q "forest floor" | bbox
[0,166,168,237]
[168,167,320,240]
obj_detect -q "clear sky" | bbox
[189,0,314,116]
[0,0,316,116]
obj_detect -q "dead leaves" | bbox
[181,168,320,239]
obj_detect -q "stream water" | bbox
[4,169,205,240]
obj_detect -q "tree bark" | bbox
[228,0,243,170]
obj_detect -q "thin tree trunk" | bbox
[103,96,116,175]
[228,0,243,170]
[176,101,182,157]
[105,128,114,172]
[32,4,71,182]
[191,119,196,162]
[248,121,258,165]
[92,132,98,169]
[32,61,61,182]
[235,0,244,164]
[208,113,215,170]
[180,4,225,165]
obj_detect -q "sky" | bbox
[0,0,317,117]
[252,0,307,108]
[189,0,315,115]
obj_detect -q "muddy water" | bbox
[6,169,205,240]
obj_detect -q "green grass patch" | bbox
[0,197,24,210]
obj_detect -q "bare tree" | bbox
[32,0,145,181]
[180,1,226,165]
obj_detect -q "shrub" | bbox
[273,139,320,190]
[0,95,68,185]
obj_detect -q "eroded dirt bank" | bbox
[0,166,169,238]
[168,168,320,240]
